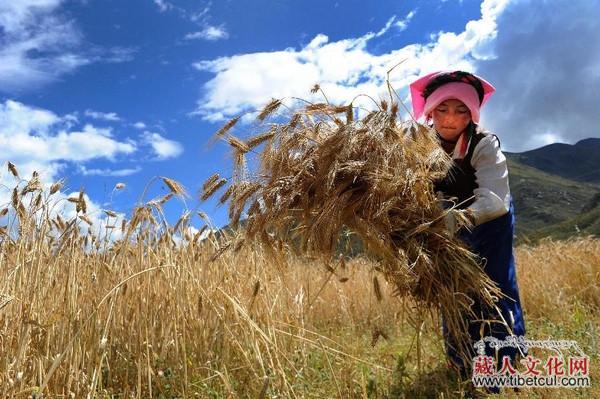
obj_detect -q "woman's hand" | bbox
[444,208,476,237]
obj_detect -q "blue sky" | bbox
[1,0,599,230]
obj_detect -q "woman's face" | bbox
[431,99,472,141]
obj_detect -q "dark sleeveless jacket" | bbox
[434,125,494,209]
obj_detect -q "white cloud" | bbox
[133,122,147,129]
[395,10,417,32]
[84,109,121,122]
[0,0,87,91]
[192,0,511,122]
[0,99,60,135]
[189,4,211,23]
[5,123,136,162]
[153,1,227,43]
[142,131,183,160]
[153,0,173,13]
[185,25,229,41]
[0,100,136,183]
[78,166,141,177]
[101,46,137,63]
[0,101,182,185]
[174,2,229,42]
[0,99,141,243]
[0,1,135,92]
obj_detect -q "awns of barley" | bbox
[228,136,250,153]
[289,113,302,129]
[201,178,227,201]
[49,179,64,195]
[79,215,93,226]
[257,98,282,121]
[246,130,275,150]
[173,211,191,232]
[202,173,221,192]
[21,171,42,195]
[213,117,240,142]
[161,177,188,197]
[305,103,328,113]
[104,210,117,218]
[218,184,236,204]
[77,189,87,214]
[7,161,19,178]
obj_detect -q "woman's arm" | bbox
[468,133,511,225]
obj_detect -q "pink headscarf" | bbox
[409,71,495,123]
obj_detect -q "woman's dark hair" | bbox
[422,71,485,104]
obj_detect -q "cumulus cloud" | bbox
[185,25,229,41]
[5,124,136,162]
[192,0,510,122]
[0,100,136,183]
[133,122,147,129]
[142,131,184,160]
[477,0,600,151]
[0,100,183,187]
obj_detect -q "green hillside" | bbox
[506,138,600,183]
[506,157,600,237]
[526,207,600,242]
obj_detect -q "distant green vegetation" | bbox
[506,138,600,184]
[506,156,600,241]
[527,207,600,242]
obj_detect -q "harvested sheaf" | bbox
[205,96,505,360]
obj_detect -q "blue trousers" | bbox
[442,201,526,377]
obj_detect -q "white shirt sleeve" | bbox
[468,133,511,225]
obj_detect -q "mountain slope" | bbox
[506,138,600,183]
[527,207,600,242]
[506,158,600,237]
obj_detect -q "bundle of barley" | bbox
[203,95,504,360]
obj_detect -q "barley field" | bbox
[0,171,597,398]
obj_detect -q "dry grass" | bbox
[0,176,413,397]
[518,237,600,328]
[0,170,409,397]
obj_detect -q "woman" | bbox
[409,71,527,388]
